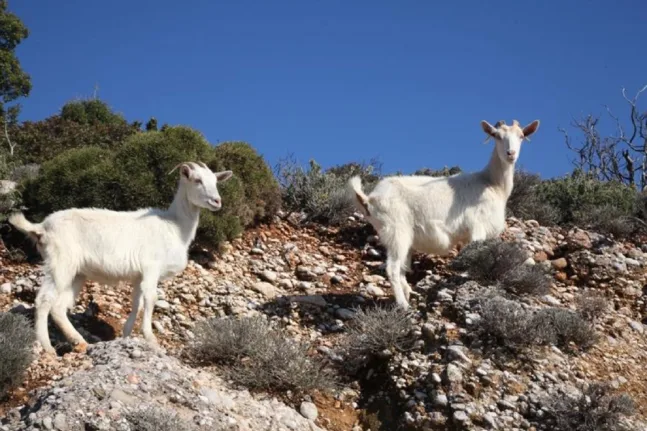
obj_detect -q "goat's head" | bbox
[170,161,233,211]
[480,119,540,165]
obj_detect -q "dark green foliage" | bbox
[0,312,36,398]
[0,0,31,106]
[276,156,381,224]
[413,165,462,177]
[145,117,158,131]
[188,316,337,394]
[211,141,281,224]
[12,114,137,164]
[20,126,275,248]
[548,383,635,431]
[60,99,126,126]
[507,170,560,225]
[535,170,639,227]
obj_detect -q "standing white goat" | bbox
[9,161,233,354]
[348,119,540,309]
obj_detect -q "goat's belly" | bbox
[81,270,140,285]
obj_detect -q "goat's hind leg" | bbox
[34,273,58,355]
[139,271,162,350]
[50,274,89,353]
[383,230,414,310]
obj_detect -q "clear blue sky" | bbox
[10,0,647,179]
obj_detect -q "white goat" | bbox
[348,119,540,309]
[9,161,233,354]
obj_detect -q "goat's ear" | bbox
[481,120,497,142]
[522,120,540,140]
[216,170,233,182]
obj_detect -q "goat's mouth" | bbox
[207,199,222,211]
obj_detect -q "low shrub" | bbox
[506,170,560,225]
[276,156,381,224]
[500,264,552,296]
[339,305,415,372]
[535,170,639,226]
[0,312,36,398]
[188,316,337,394]
[576,290,609,321]
[125,405,199,431]
[477,295,597,350]
[450,239,529,285]
[547,383,635,431]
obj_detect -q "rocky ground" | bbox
[1,213,647,430]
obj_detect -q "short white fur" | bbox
[9,161,233,354]
[348,119,540,309]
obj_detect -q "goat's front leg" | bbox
[468,224,488,243]
[34,274,57,355]
[139,274,161,348]
[50,275,88,353]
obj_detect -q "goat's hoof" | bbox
[72,342,89,354]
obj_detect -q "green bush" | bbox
[60,99,127,126]
[535,170,639,227]
[211,141,281,224]
[507,170,560,225]
[0,312,36,398]
[20,126,276,249]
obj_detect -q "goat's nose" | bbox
[213,198,221,206]
[506,150,516,156]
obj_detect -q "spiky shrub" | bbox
[188,316,337,394]
[276,156,381,224]
[450,239,529,285]
[506,169,560,225]
[477,296,597,351]
[0,312,35,398]
[125,405,199,431]
[339,305,415,372]
[576,290,609,322]
[500,264,552,296]
[548,383,635,431]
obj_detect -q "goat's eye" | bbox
[195,178,203,184]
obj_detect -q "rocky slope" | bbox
[1,214,647,430]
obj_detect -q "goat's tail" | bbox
[8,212,45,244]
[348,176,371,217]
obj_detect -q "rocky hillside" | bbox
[1,213,647,430]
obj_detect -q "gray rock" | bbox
[0,282,11,295]
[444,363,463,384]
[53,413,67,431]
[366,284,385,297]
[251,282,277,299]
[299,401,318,420]
[335,308,356,320]
[260,270,278,283]
[446,345,472,365]
[155,300,170,310]
[453,410,468,423]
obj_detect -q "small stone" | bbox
[299,401,318,420]
[434,393,448,407]
[629,320,644,334]
[250,248,264,255]
[444,363,463,384]
[0,282,11,294]
[290,295,327,307]
[551,258,568,270]
[42,417,53,430]
[422,323,436,341]
[542,295,561,306]
[446,345,472,365]
[251,282,277,299]
[335,308,356,320]
[366,284,385,297]
[260,270,278,283]
[53,413,67,431]
[296,266,317,281]
[453,410,468,423]
[155,300,170,310]
[130,349,142,359]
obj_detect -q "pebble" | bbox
[259,270,278,283]
[251,282,277,299]
[0,282,11,294]
[299,401,318,420]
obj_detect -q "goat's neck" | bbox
[482,149,515,198]
[168,185,201,247]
